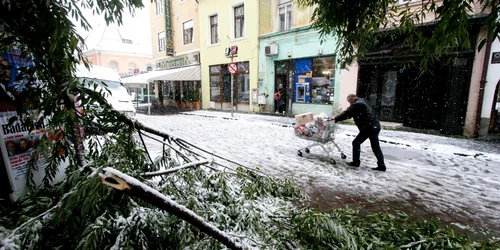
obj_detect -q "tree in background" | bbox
[296,0,500,68]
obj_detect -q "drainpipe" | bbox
[474,32,492,137]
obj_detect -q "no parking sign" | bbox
[228,62,238,75]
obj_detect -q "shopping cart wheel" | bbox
[341,153,347,159]
[305,148,310,153]
[330,158,336,165]
[297,150,303,157]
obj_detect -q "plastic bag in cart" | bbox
[294,116,334,142]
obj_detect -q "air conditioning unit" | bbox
[265,43,279,56]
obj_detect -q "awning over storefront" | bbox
[149,65,200,81]
[122,71,165,87]
[121,65,200,86]
[121,65,201,115]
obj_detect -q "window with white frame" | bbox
[158,31,166,52]
[234,4,244,38]
[278,0,292,32]
[210,14,219,44]
[156,0,164,15]
[183,20,194,45]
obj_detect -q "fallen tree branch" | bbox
[141,160,211,177]
[99,167,243,250]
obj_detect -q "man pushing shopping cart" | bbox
[331,94,387,172]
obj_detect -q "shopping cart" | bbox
[294,117,346,165]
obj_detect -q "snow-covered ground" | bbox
[136,110,500,232]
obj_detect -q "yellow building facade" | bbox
[145,0,202,111]
[198,0,261,112]
[149,0,200,69]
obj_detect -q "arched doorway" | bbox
[108,60,119,72]
[488,80,500,134]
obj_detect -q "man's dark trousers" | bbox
[352,121,385,167]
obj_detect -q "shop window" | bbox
[310,56,335,104]
[210,66,221,102]
[236,62,250,103]
[209,62,250,103]
[293,57,335,105]
[222,69,231,102]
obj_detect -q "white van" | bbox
[75,64,136,118]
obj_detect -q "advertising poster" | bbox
[0,49,66,202]
[1,111,49,178]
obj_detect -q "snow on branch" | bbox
[141,160,211,177]
[99,167,243,250]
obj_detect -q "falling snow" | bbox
[136,110,500,233]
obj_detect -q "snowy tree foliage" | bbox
[296,0,500,68]
[0,0,499,249]
[1,122,499,249]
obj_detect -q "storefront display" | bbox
[290,56,335,105]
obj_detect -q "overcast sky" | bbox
[72,1,151,49]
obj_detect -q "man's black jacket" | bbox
[334,98,379,130]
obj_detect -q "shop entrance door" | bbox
[275,60,294,114]
[358,64,404,123]
[275,75,287,113]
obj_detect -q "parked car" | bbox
[75,64,136,118]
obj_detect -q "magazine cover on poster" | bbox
[0,49,66,202]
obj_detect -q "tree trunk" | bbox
[71,120,85,167]
[100,168,243,250]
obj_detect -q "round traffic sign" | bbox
[228,62,238,74]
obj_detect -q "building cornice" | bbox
[259,25,314,40]
[83,49,152,58]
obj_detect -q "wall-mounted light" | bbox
[318,48,323,55]
[287,51,292,58]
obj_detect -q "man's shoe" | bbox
[372,166,386,172]
[346,162,360,167]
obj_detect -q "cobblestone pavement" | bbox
[304,186,500,241]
